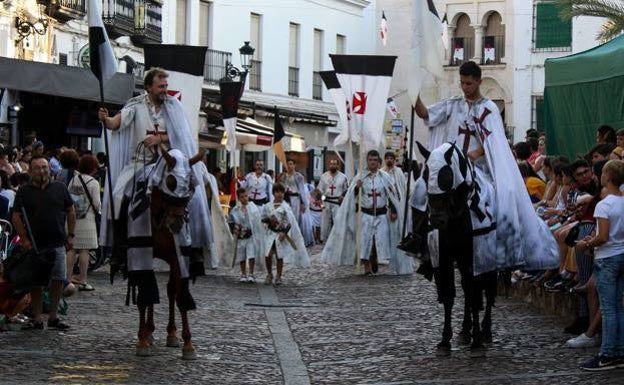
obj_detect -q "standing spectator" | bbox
[596,125,617,145]
[95,152,107,199]
[56,149,79,186]
[577,160,624,371]
[0,148,16,177]
[23,134,37,152]
[12,156,76,330]
[48,148,63,178]
[0,170,16,210]
[9,147,22,173]
[31,141,45,158]
[526,137,541,166]
[65,155,101,292]
[19,149,31,172]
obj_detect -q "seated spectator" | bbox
[526,137,541,166]
[0,170,15,210]
[611,129,624,160]
[0,148,15,177]
[513,141,531,163]
[18,149,31,173]
[577,159,624,371]
[519,162,546,203]
[596,125,617,145]
[587,143,616,165]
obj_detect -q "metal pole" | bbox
[401,106,416,238]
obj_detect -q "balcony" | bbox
[46,0,86,23]
[288,67,299,97]
[131,0,162,46]
[249,59,261,91]
[204,49,232,84]
[449,37,474,66]
[102,0,161,46]
[482,35,505,65]
[312,71,322,100]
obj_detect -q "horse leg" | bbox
[481,272,497,344]
[457,282,472,345]
[136,304,151,356]
[469,281,486,357]
[180,308,196,360]
[146,305,155,346]
[166,277,180,347]
[436,299,453,356]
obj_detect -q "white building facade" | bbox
[376,0,604,143]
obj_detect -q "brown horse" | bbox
[115,147,204,360]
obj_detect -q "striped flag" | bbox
[380,11,389,46]
[219,81,244,152]
[273,109,288,166]
[87,0,117,81]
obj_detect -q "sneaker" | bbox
[264,275,273,285]
[579,355,621,371]
[22,320,44,330]
[274,277,283,286]
[47,318,70,331]
[239,275,248,283]
[77,283,95,291]
[566,333,601,348]
[247,275,256,283]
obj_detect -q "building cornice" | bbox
[305,0,371,11]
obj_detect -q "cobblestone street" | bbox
[1,245,622,384]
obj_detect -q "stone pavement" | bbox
[1,245,622,384]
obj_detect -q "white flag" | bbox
[87,0,118,81]
[408,0,445,105]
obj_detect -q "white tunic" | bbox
[261,202,310,267]
[243,172,273,203]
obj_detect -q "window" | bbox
[336,34,346,54]
[451,14,474,66]
[199,1,211,46]
[176,0,187,44]
[249,13,262,91]
[532,96,545,131]
[289,23,300,97]
[533,2,572,51]
[313,29,323,100]
[59,53,68,66]
[483,12,504,65]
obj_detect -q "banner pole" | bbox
[401,106,415,238]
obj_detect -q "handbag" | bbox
[564,222,581,248]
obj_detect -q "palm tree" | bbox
[556,0,624,42]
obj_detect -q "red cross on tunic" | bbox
[474,108,493,142]
[368,188,381,209]
[458,124,477,155]
[250,189,261,200]
[328,184,337,195]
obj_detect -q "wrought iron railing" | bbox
[249,59,261,91]
[482,35,505,65]
[49,0,87,23]
[288,67,299,97]
[312,71,322,100]
[204,49,232,84]
[449,37,474,66]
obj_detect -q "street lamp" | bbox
[223,41,255,82]
[14,15,48,45]
[134,0,147,35]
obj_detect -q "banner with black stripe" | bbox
[219,81,244,151]
[329,55,396,150]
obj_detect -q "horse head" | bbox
[153,147,205,234]
[417,142,472,230]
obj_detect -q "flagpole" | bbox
[401,107,415,238]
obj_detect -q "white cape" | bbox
[201,165,234,269]
[262,203,310,268]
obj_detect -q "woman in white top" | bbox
[65,154,101,292]
[577,160,624,371]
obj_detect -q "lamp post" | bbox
[7,102,23,146]
[223,41,255,84]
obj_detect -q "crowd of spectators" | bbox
[513,126,624,371]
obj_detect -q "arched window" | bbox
[452,14,475,66]
[483,12,505,65]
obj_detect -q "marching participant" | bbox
[318,159,348,241]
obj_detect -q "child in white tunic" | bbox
[262,183,309,286]
[228,189,264,283]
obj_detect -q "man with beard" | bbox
[242,160,273,207]
[382,152,406,200]
[278,159,307,226]
[318,159,348,241]
[98,68,213,304]
[12,156,76,330]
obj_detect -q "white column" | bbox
[188,0,200,45]
[446,25,456,63]
[161,0,177,44]
[473,25,484,64]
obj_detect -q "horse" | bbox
[111,145,204,360]
[416,142,497,357]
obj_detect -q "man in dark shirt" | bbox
[12,156,76,330]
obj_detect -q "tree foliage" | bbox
[556,0,624,42]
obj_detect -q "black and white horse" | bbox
[416,142,497,357]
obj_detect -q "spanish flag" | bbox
[273,108,288,166]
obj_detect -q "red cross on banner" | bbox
[352,92,367,115]
[167,89,182,101]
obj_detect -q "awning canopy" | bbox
[199,117,305,152]
[544,34,624,158]
[0,57,134,105]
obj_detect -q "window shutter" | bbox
[536,97,545,132]
[59,53,68,66]
[535,3,572,49]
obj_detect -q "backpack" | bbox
[68,174,93,220]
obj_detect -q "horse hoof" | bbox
[166,336,180,348]
[456,332,471,345]
[182,348,197,360]
[435,342,451,357]
[136,346,152,357]
[148,335,155,346]
[482,332,493,344]
[469,344,486,358]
